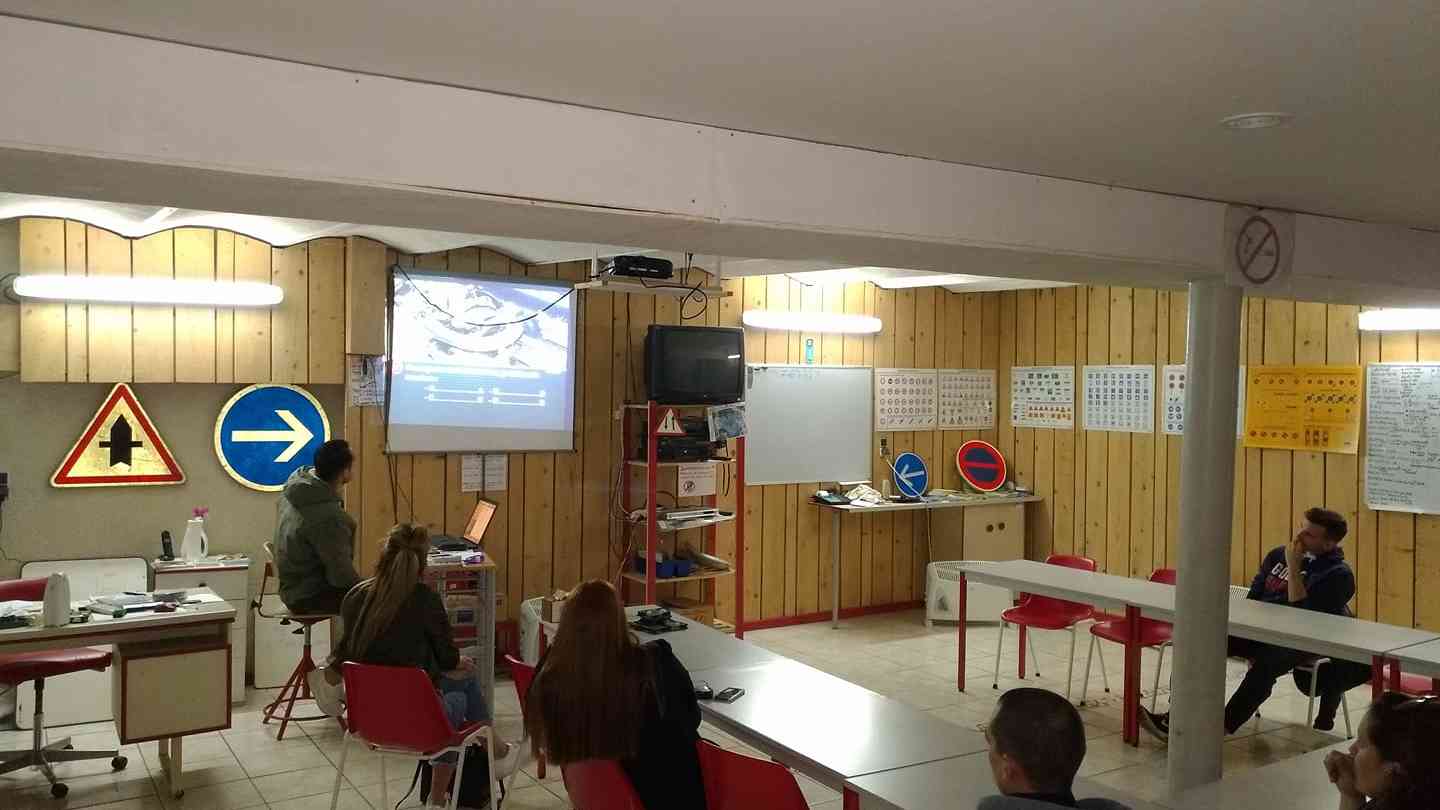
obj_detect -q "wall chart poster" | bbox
[1160,364,1248,437]
[938,369,996,429]
[1010,366,1075,428]
[1083,365,1155,433]
[1242,365,1361,453]
[875,368,937,431]
[1364,363,1440,514]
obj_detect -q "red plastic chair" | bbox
[504,654,543,783]
[697,739,808,810]
[330,662,496,810]
[1079,568,1176,709]
[0,578,125,799]
[992,554,1097,699]
[562,759,646,810]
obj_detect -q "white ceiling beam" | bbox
[1,17,1437,305]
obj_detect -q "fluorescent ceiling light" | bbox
[871,273,985,289]
[1357,309,1440,331]
[141,206,179,226]
[12,274,284,307]
[742,309,882,334]
[1221,112,1293,130]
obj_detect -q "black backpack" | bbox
[399,744,503,810]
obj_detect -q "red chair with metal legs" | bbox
[0,577,128,799]
[1079,567,1176,709]
[992,554,1097,699]
[504,654,544,785]
[696,739,808,810]
[562,759,646,810]
[330,662,498,810]
[253,542,338,740]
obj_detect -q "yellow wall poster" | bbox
[1243,365,1362,454]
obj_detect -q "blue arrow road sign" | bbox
[215,385,331,492]
[892,451,928,499]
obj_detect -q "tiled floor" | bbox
[0,609,1359,809]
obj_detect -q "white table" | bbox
[845,752,1161,810]
[629,608,781,672]
[1387,637,1440,684]
[0,591,235,797]
[956,560,1440,745]
[817,494,1039,627]
[691,658,989,793]
[1166,741,1348,810]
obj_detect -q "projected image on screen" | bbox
[387,270,576,453]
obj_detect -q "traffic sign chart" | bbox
[215,384,331,492]
[956,440,1007,492]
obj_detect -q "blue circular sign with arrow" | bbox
[214,385,331,492]
[892,451,929,499]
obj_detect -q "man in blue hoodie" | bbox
[1139,507,1355,741]
[980,688,1130,809]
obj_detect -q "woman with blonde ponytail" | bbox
[318,523,520,806]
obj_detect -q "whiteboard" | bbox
[1364,363,1440,514]
[744,364,873,485]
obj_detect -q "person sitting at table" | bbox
[1140,507,1355,742]
[1324,691,1440,810]
[315,523,521,805]
[525,579,706,810]
[274,439,362,616]
[980,688,1129,809]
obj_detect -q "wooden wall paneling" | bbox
[981,293,1001,448]
[232,235,272,382]
[550,261,588,594]
[996,291,1018,480]
[1014,290,1036,503]
[911,286,938,599]
[63,221,88,382]
[358,405,398,573]
[85,227,133,382]
[1033,288,1057,561]
[1052,287,1078,556]
[1259,300,1296,582]
[344,237,387,357]
[1128,289,1156,578]
[1376,329,1417,627]
[1150,290,1169,569]
[1354,312,1380,619]
[1169,290,1188,569]
[214,231,236,384]
[1415,329,1440,630]
[866,285,895,610]
[740,277,765,621]
[1292,303,1327,520]
[889,287,917,603]
[1084,286,1109,566]
[17,218,67,382]
[1243,300,1265,583]
[173,228,217,383]
[131,232,175,383]
[343,398,365,561]
[1072,288,1088,561]
[960,293,984,478]
[793,280,823,615]
[307,238,346,384]
[581,282,615,586]
[940,291,966,491]
[269,244,309,384]
[522,264,559,610]
[1323,305,1361,611]
[1106,288,1134,576]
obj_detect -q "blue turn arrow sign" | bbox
[892,451,929,499]
[214,385,331,492]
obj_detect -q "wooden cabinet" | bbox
[153,561,251,704]
[960,503,1025,561]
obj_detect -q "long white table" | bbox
[817,494,1039,627]
[956,560,1440,745]
[0,591,235,796]
[845,752,1162,810]
[1387,637,1440,684]
[1165,741,1349,810]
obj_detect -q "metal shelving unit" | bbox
[622,401,747,637]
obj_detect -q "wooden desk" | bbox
[0,590,235,797]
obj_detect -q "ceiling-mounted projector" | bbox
[610,255,674,280]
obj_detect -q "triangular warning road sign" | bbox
[52,383,186,488]
[655,408,686,436]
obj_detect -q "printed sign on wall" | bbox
[1011,366,1075,428]
[938,369,996,429]
[875,368,938,432]
[1083,365,1154,434]
[1243,365,1362,453]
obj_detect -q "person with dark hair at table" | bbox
[1325,691,1440,810]
[980,688,1129,809]
[274,439,361,616]
[1140,507,1356,741]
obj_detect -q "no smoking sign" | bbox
[1225,206,1294,290]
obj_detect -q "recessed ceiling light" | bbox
[1221,112,1293,130]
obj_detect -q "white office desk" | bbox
[692,658,989,793]
[845,752,1160,810]
[0,591,235,797]
[817,494,1039,627]
[628,606,781,672]
[1166,741,1348,810]
[1388,637,1440,683]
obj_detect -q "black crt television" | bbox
[645,325,745,404]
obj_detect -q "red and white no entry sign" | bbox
[955,440,1007,492]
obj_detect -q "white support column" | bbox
[1167,280,1243,794]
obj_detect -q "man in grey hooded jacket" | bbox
[274,439,361,615]
[979,688,1131,810]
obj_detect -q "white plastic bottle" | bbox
[181,517,209,562]
[42,572,71,627]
